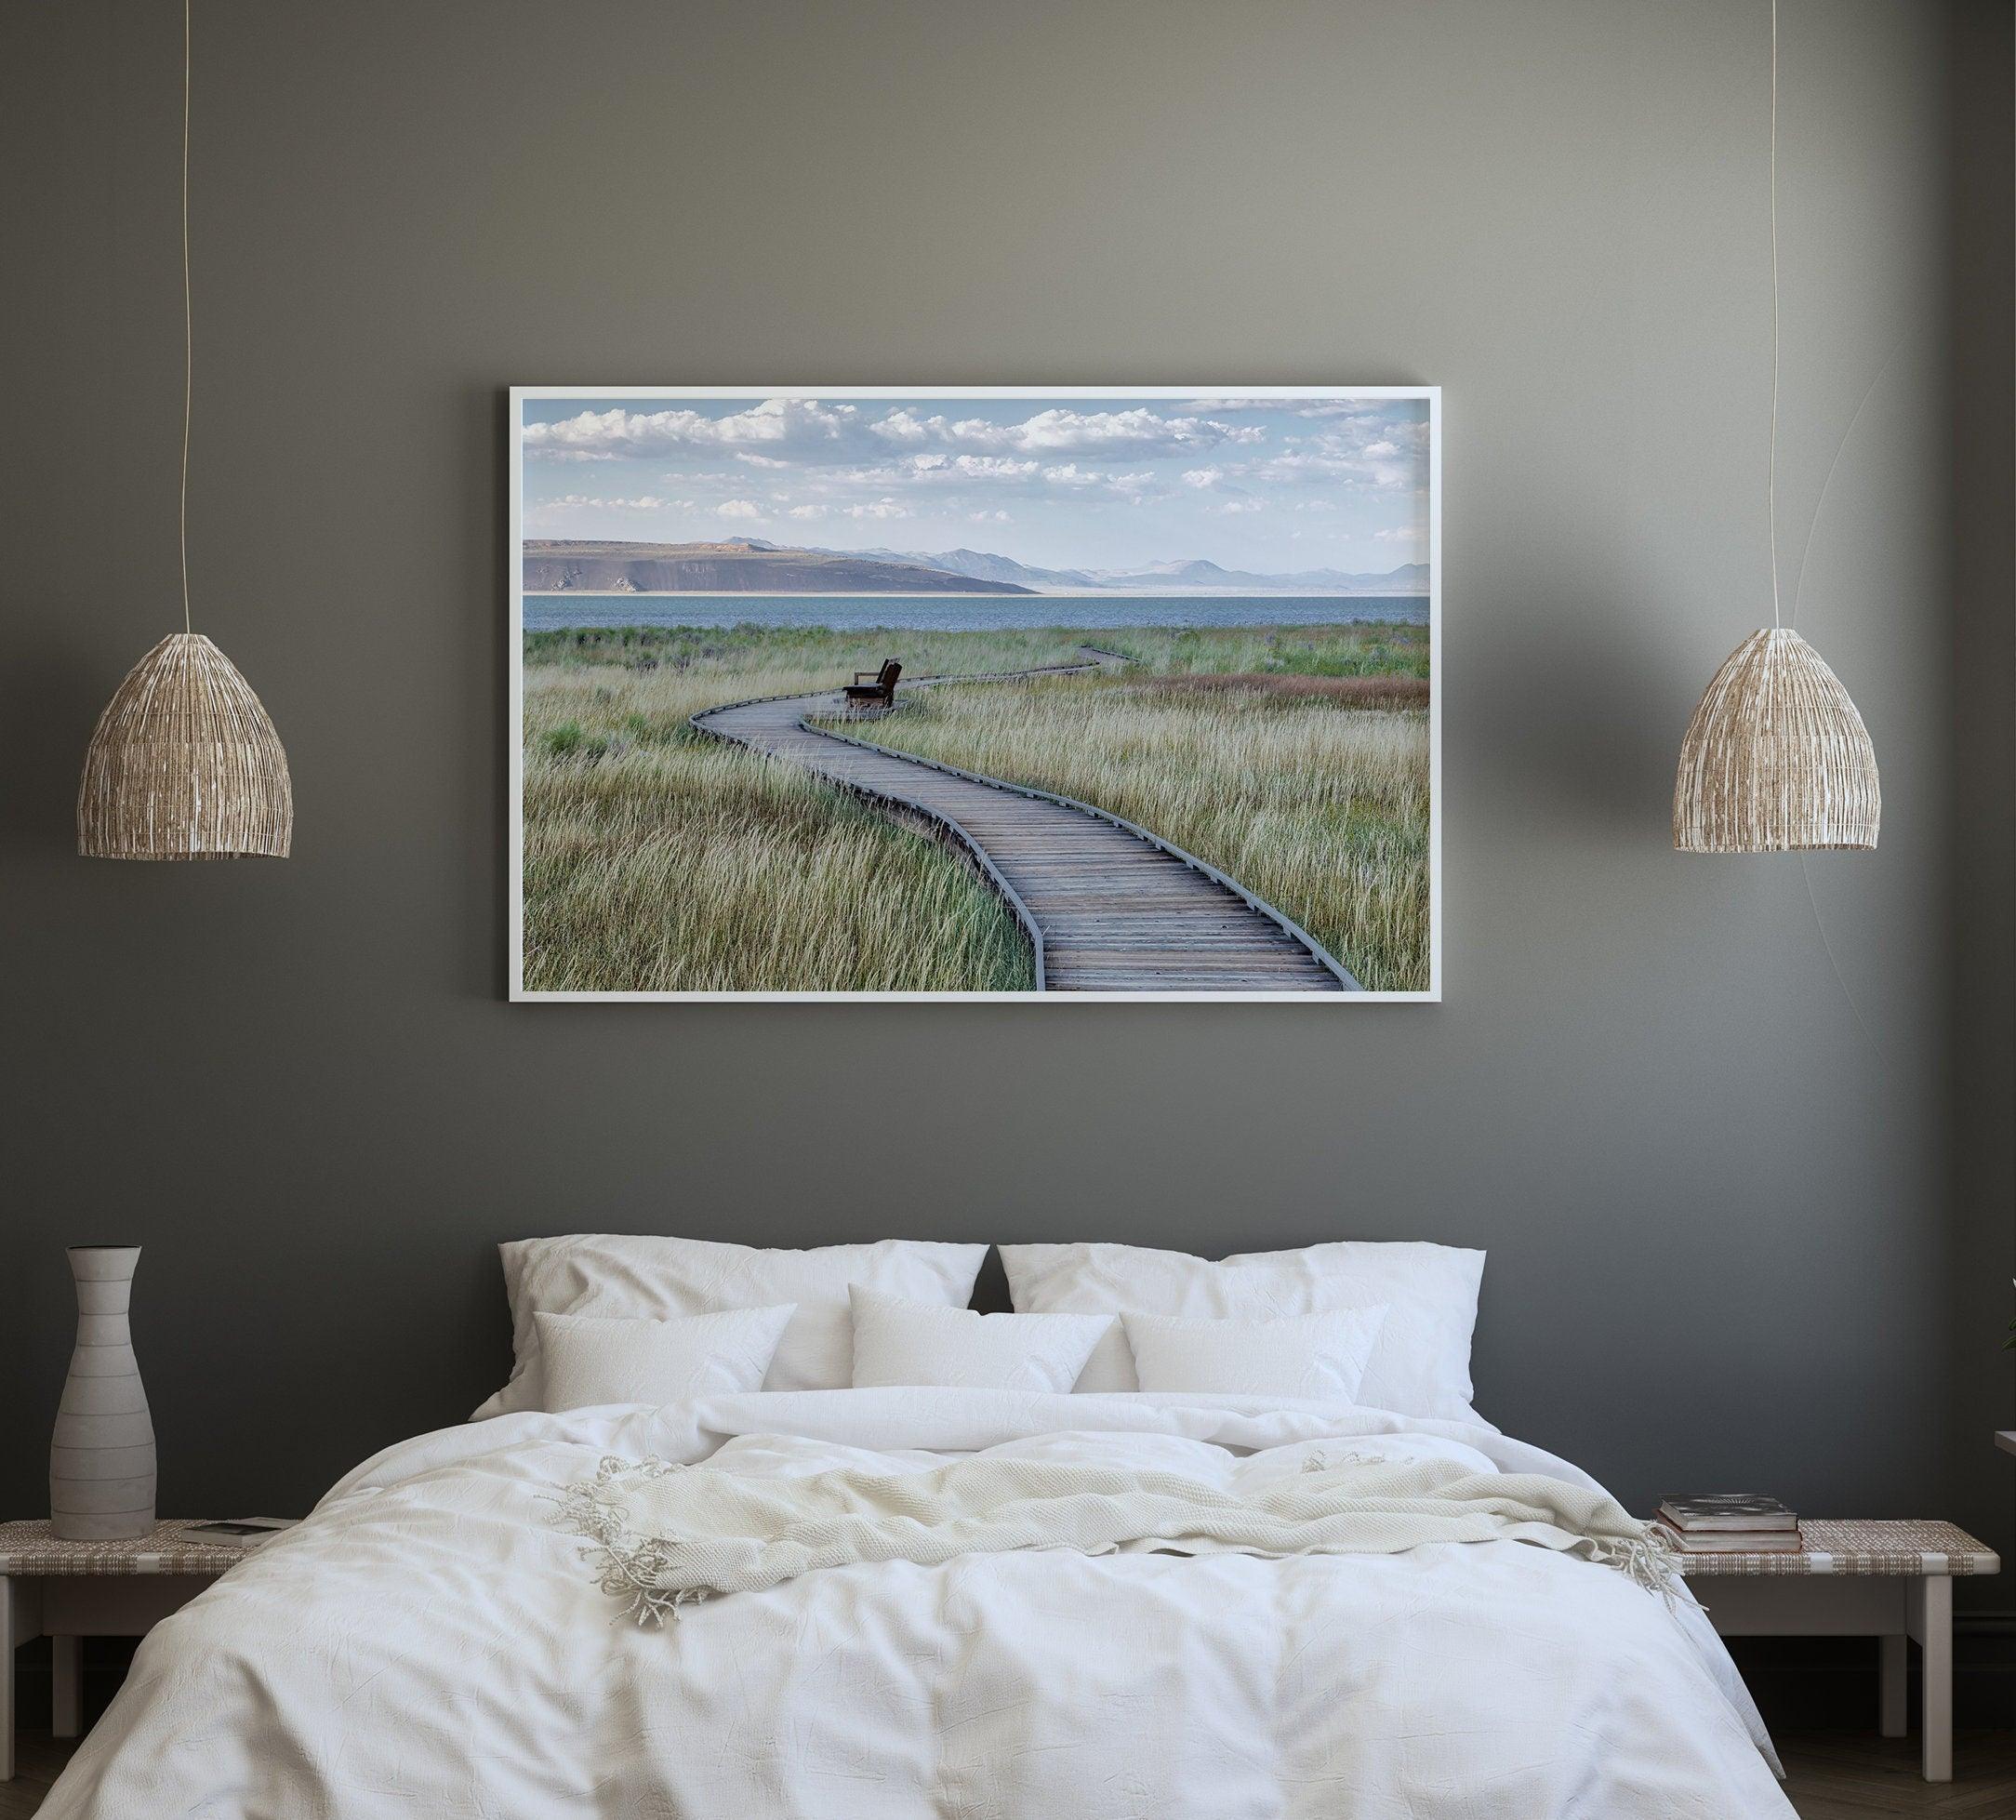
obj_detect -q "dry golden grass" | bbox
[522,658,1037,992]
[825,671,1430,990]
[1151,672,1428,709]
[522,622,1431,993]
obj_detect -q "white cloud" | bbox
[1042,463,1152,498]
[1182,396,1379,420]
[907,453,1041,482]
[524,398,865,461]
[540,493,688,511]
[1373,525,1421,542]
[1213,445,1413,492]
[790,453,1041,493]
[865,409,935,445]
[1184,466,1266,512]
[1183,416,1426,495]
[804,450,1161,499]
[524,397,1428,564]
[869,405,1257,460]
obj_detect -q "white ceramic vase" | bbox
[50,1245,157,1540]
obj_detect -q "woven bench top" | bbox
[0,1519,289,1576]
[1672,1519,1999,1577]
[3,1516,1996,1579]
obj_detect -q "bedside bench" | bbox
[0,1520,277,1781]
[1679,1519,1999,1783]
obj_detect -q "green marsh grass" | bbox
[524,621,1429,992]
[1096,621,1427,681]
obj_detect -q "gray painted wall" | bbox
[3,0,2009,1641]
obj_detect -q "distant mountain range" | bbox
[838,546,1102,590]
[1097,558,1427,595]
[523,538,1428,597]
[522,539,1033,595]
[836,547,1427,595]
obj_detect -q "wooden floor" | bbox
[695,659,1354,994]
[0,1735,69,1819]
[1775,1732,2016,1814]
[6,1728,2012,1816]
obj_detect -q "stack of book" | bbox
[179,1519,298,1548]
[1654,1493,1801,1555]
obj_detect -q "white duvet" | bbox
[42,1390,1794,1819]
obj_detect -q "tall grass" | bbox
[1096,622,1428,681]
[823,671,1430,990]
[522,623,1431,992]
[525,622,1098,678]
[522,658,1034,991]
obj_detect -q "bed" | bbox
[35,1237,1797,1818]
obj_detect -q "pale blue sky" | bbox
[520,394,1429,577]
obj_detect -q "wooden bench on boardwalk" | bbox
[842,660,902,708]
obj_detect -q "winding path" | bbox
[691,656,1358,993]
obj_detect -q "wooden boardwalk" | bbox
[693,659,1357,994]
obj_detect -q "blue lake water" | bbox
[522,593,1427,632]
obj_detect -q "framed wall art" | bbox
[510,386,1439,1001]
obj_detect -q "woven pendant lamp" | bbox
[78,0,291,860]
[1673,628,1878,851]
[78,633,291,859]
[1671,0,1877,855]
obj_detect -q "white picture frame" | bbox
[510,385,1440,1002]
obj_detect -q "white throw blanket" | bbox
[561,1449,1683,1623]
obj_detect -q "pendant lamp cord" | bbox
[179,0,193,636]
[1774,3,1877,1061]
[1767,0,1782,630]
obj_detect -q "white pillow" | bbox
[476,1236,988,1417]
[534,1305,795,1412]
[1000,1241,1486,1422]
[849,1285,1112,1392]
[1120,1307,1386,1401]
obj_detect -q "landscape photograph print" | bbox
[510,386,1440,1001]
